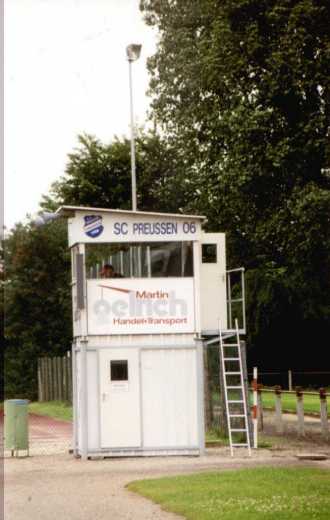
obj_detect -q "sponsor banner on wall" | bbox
[68,212,201,246]
[87,278,195,335]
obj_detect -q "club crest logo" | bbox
[83,215,104,238]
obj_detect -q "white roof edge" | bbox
[56,205,206,221]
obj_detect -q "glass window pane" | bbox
[110,360,128,381]
[202,244,217,263]
[86,242,194,278]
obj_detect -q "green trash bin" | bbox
[4,399,29,456]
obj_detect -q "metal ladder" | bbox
[219,319,251,456]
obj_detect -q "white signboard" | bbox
[68,212,201,246]
[87,278,195,335]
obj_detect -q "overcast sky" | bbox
[5,0,157,230]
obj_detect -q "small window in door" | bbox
[202,244,217,263]
[110,360,128,381]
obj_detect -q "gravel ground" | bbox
[5,444,330,520]
[4,410,330,519]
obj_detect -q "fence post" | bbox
[67,353,72,403]
[43,358,48,402]
[63,356,68,402]
[288,370,292,391]
[38,358,43,402]
[48,357,54,401]
[257,384,264,431]
[57,356,63,402]
[252,367,258,448]
[52,357,56,400]
[296,386,305,436]
[319,388,329,440]
[274,386,284,434]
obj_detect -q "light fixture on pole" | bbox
[126,43,142,212]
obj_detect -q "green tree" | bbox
[42,131,188,213]
[140,0,330,367]
[4,220,72,399]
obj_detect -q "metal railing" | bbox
[226,268,246,333]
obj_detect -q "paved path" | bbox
[5,448,330,520]
[2,413,72,456]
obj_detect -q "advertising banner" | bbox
[87,278,195,335]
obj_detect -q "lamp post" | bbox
[126,43,142,212]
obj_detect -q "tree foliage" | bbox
[42,131,187,214]
[4,220,71,399]
[140,0,330,364]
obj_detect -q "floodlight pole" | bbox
[126,44,141,212]
[128,58,137,211]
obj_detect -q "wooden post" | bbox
[58,356,63,401]
[288,370,292,391]
[67,354,72,404]
[274,386,284,434]
[42,358,48,402]
[296,386,305,436]
[319,388,329,440]
[52,358,55,400]
[37,358,43,402]
[257,384,264,431]
[63,357,67,402]
[47,357,52,401]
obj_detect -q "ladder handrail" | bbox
[226,267,246,332]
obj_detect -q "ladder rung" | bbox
[231,429,247,432]
[229,414,245,417]
[232,443,249,447]
[228,400,244,403]
[224,358,240,361]
[227,386,242,389]
[223,344,240,347]
[225,372,241,375]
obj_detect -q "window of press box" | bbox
[85,242,194,278]
[111,360,128,381]
[202,244,217,263]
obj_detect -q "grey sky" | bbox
[5,0,157,230]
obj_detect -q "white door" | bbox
[99,349,141,448]
[141,348,198,448]
[200,233,227,332]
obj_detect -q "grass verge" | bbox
[29,401,73,422]
[260,392,330,416]
[214,391,330,416]
[128,467,330,520]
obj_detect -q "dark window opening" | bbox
[202,244,217,263]
[86,241,194,278]
[110,360,128,381]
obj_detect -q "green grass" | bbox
[213,391,330,416]
[260,391,330,416]
[28,401,73,422]
[128,467,330,520]
[206,429,272,449]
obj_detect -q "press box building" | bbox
[58,206,245,459]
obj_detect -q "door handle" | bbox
[102,393,107,402]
